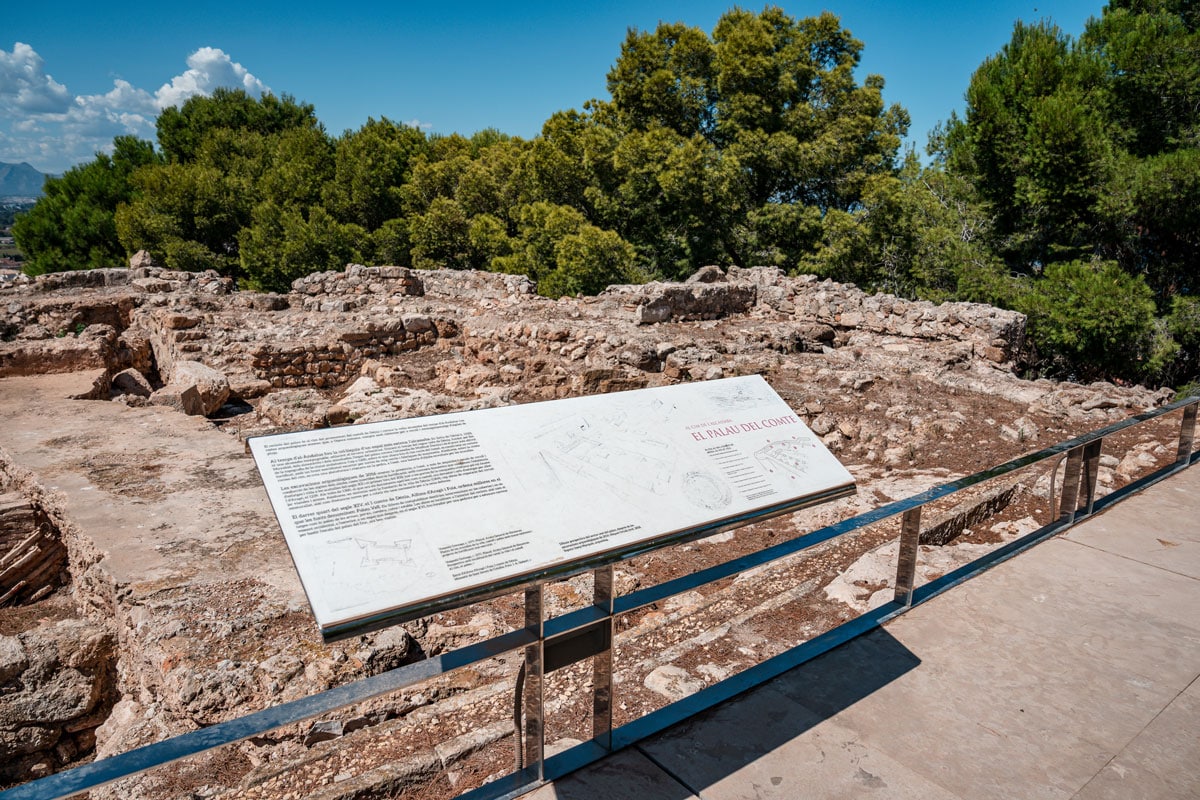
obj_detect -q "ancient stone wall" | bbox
[418,268,537,301]
[603,280,759,324]
[248,328,432,390]
[0,454,118,782]
[604,268,1027,364]
[290,264,424,310]
[0,618,118,783]
[784,275,1027,363]
[0,267,232,297]
[2,262,1033,403]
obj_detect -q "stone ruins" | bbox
[0,259,1177,798]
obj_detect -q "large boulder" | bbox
[149,384,206,416]
[164,360,230,416]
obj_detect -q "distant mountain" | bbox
[0,162,49,198]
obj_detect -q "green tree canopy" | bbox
[935,0,1200,386]
[156,88,321,163]
[116,91,336,280]
[323,118,428,231]
[12,136,158,274]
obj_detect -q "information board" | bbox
[249,375,855,639]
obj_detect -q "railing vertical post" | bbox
[1058,445,1085,525]
[592,566,615,750]
[1178,402,1198,467]
[1078,439,1103,518]
[893,507,922,606]
[523,584,545,780]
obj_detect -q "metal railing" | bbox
[3,396,1196,800]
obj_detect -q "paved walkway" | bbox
[522,463,1200,800]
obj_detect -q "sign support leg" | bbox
[592,566,615,750]
[1079,439,1102,517]
[522,584,545,780]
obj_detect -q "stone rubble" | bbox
[0,261,1180,798]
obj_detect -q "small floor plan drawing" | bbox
[319,535,422,614]
[355,537,414,568]
[682,470,733,510]
[754,438,815,479]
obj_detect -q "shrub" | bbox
[1016,259,1157,380]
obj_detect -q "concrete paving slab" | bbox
[927,537,1200,638]
[519,747,698,800]
[1066,466,1200,580]
[771,628,1140,799]
[900,545,1200,691]
[1072,679,1200,800]
[639,681,960,800]
[861,651,1164,793]
[899,589,1200,695]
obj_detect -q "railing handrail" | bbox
[3,395,1196,800]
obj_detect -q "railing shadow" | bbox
[468,624,920,800]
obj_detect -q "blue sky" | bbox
[4,0,1104,175]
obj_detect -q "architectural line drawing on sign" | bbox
[681,470,733,510]
[355,537,414,568]
[754,437,815,479]
[534,412,678,497]
[703,382,771,410]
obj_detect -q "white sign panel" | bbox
[249,375,854,637]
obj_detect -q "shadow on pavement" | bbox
[505,625,920,799]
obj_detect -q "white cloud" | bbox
[0,44,271,173]
[406,119,434,131]
[0,42,71,114]
[155,47,270,110]
[59,80,158,140]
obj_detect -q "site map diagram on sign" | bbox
[249,375,855,638]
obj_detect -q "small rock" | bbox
[810,414,836,436]
[644,665,704,701]
[111,368,153,398]
[686,265,726,283]
[1081,396,1119,411]
[131,277,172,293]
[0,635,28,684]
[359,627,415,675]
[161,313,200,330]
[304,719,344,746]
[228,378,272,399]
[129,250,157,269]
[401,314,434,334]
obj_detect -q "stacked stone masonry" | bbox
[2,264,1029,393]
